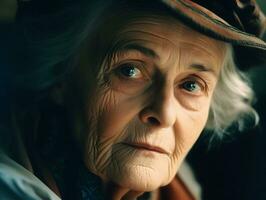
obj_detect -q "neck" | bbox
[102,181,145,200]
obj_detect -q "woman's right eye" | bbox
[108,62,152,95]
[115,63,145,80]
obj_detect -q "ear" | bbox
[50,82,67,106]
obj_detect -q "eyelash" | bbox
[178,75,209,96]
[113,61,150,81]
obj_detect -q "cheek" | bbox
[84,89,146,171]
[95,90,147,140]
[176,86,216,112]
[173,99,211,156]
[165,104,210,183]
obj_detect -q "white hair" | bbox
[206,45,259,137]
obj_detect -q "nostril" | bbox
[147,117,160,126]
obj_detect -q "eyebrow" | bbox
[115,44,219,76]
[189,64,218,77]
[121,44,159,59]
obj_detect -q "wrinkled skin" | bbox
[65,13,227,199]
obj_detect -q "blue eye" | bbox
[181,81,201,92]
[118,64,142,78]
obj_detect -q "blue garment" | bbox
[0,151,61,200]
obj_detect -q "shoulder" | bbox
[0,151,61,200]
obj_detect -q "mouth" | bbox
[124,142,169,155]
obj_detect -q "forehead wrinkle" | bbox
[111,39,159,59]
[184,47,221,65]
[179,38,227,71]
[116,28,225,65]
[106,15,226,75]
[112,30,180,68]
[178,40,225,57]
[117,29,179,50]
[179,49,223,76]
[110,12,226,54]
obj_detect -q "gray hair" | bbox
[206,45,258,137]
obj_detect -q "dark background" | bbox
[188,2,266,199]
[188,70,266,200]
[188,55,266,200]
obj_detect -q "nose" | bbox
[139,85,177,128]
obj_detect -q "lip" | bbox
[124,142,169,155]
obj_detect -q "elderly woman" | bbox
[1,0,266,200]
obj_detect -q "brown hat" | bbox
[160,0,266,69]
[16,0,266,70]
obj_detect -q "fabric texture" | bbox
[0,151,60,200]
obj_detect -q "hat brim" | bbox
[161,0,266,69]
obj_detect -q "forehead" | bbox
[104,13,227,71]
[82,7,228,77]
[113,14,225,52]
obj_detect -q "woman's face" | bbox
[68,13,227,191]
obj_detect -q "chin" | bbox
[109,167,167,191]
[105,148,178,191]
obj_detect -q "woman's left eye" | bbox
[180,81,202,93]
